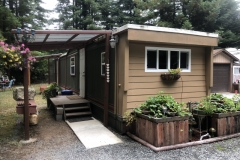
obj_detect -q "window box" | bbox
[160,73,181,80]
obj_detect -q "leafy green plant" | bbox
[124,91,191,125]
[168,68,181,74]
[196,93,236,114]
[42,82,61,99]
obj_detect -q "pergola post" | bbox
[23,55,30,140]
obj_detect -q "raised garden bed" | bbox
[130,113,189,147]
[211,111,240,136]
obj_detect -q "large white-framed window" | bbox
[101,52,105,76]
[145,47,191,72]
[70,56,75,76]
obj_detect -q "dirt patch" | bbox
[0,104,78,160]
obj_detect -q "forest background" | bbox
[0,0,240,83]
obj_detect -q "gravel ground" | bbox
[1,105,240,160]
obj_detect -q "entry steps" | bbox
[63,102,92,120]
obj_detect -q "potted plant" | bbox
[161,68,181,80]
[42,82,62,108]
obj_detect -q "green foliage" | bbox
[42,82,62,99]
[124,91,191,125]
[196,93,236,114]
[168,68,181,74]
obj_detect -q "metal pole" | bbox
[23,54,29,140]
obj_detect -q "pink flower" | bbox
[25,48,30,53]
[21,51,26,54]
[11,46,15,50]
[0,41,4,46]
[21,44,25,47]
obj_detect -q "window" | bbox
[233,66,240,75]
[145,47,191,72]
[70,56,75,75]
[101,52,105,76]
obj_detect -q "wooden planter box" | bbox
[211,111,240,137]
[129,114,189,147]
[16,100,37,114]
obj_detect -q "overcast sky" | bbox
[41,0,58,29]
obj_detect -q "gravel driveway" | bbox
[1,104,240,160]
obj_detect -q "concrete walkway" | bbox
[66,118,123,149]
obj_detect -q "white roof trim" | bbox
[113,24,218,38]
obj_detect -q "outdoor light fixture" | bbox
[16,27,36,43]
[109,35,119,48]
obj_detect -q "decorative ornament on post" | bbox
[16,27,35,44]
[109,34,119,49]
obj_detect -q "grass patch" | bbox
[215,144,226,151]
[0,83,47,145]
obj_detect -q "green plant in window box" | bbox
[161,68,182,80]
[168,68,182,74]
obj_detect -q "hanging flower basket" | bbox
[161,73,181,80]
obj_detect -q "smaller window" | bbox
[101,52,105,76]
[70,56,75,76]
[233,66,240,75]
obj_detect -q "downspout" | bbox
[104,33,110,126]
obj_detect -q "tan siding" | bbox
[127,86,206,96]
[213,52,231,63]
[116,32,128,115]
[128,29,218,46]
[127,91,206,109]
[128,81,205,90]
[127,91,206,103]
[125,42,208,112]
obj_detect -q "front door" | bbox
[79,48,85,98]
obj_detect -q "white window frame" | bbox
[101,52,105,76]
[145,47,191,72]
[70,56,75,76]
[233,66,240,75]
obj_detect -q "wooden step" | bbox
[65,111,92,117]
[65,106,90,111]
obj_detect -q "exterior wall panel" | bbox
[128,29,218,46]
[213,53,231,63]
[86,42,115,107]
[126,42,207,110]
[65,50,80,93]
[59,56,67,87]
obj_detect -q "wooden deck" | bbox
[50,95,89,106]
[50,95,90,120]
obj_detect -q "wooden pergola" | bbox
[11,29,113,140]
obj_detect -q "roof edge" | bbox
[214,49,239,61]
[113,24,218,38]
